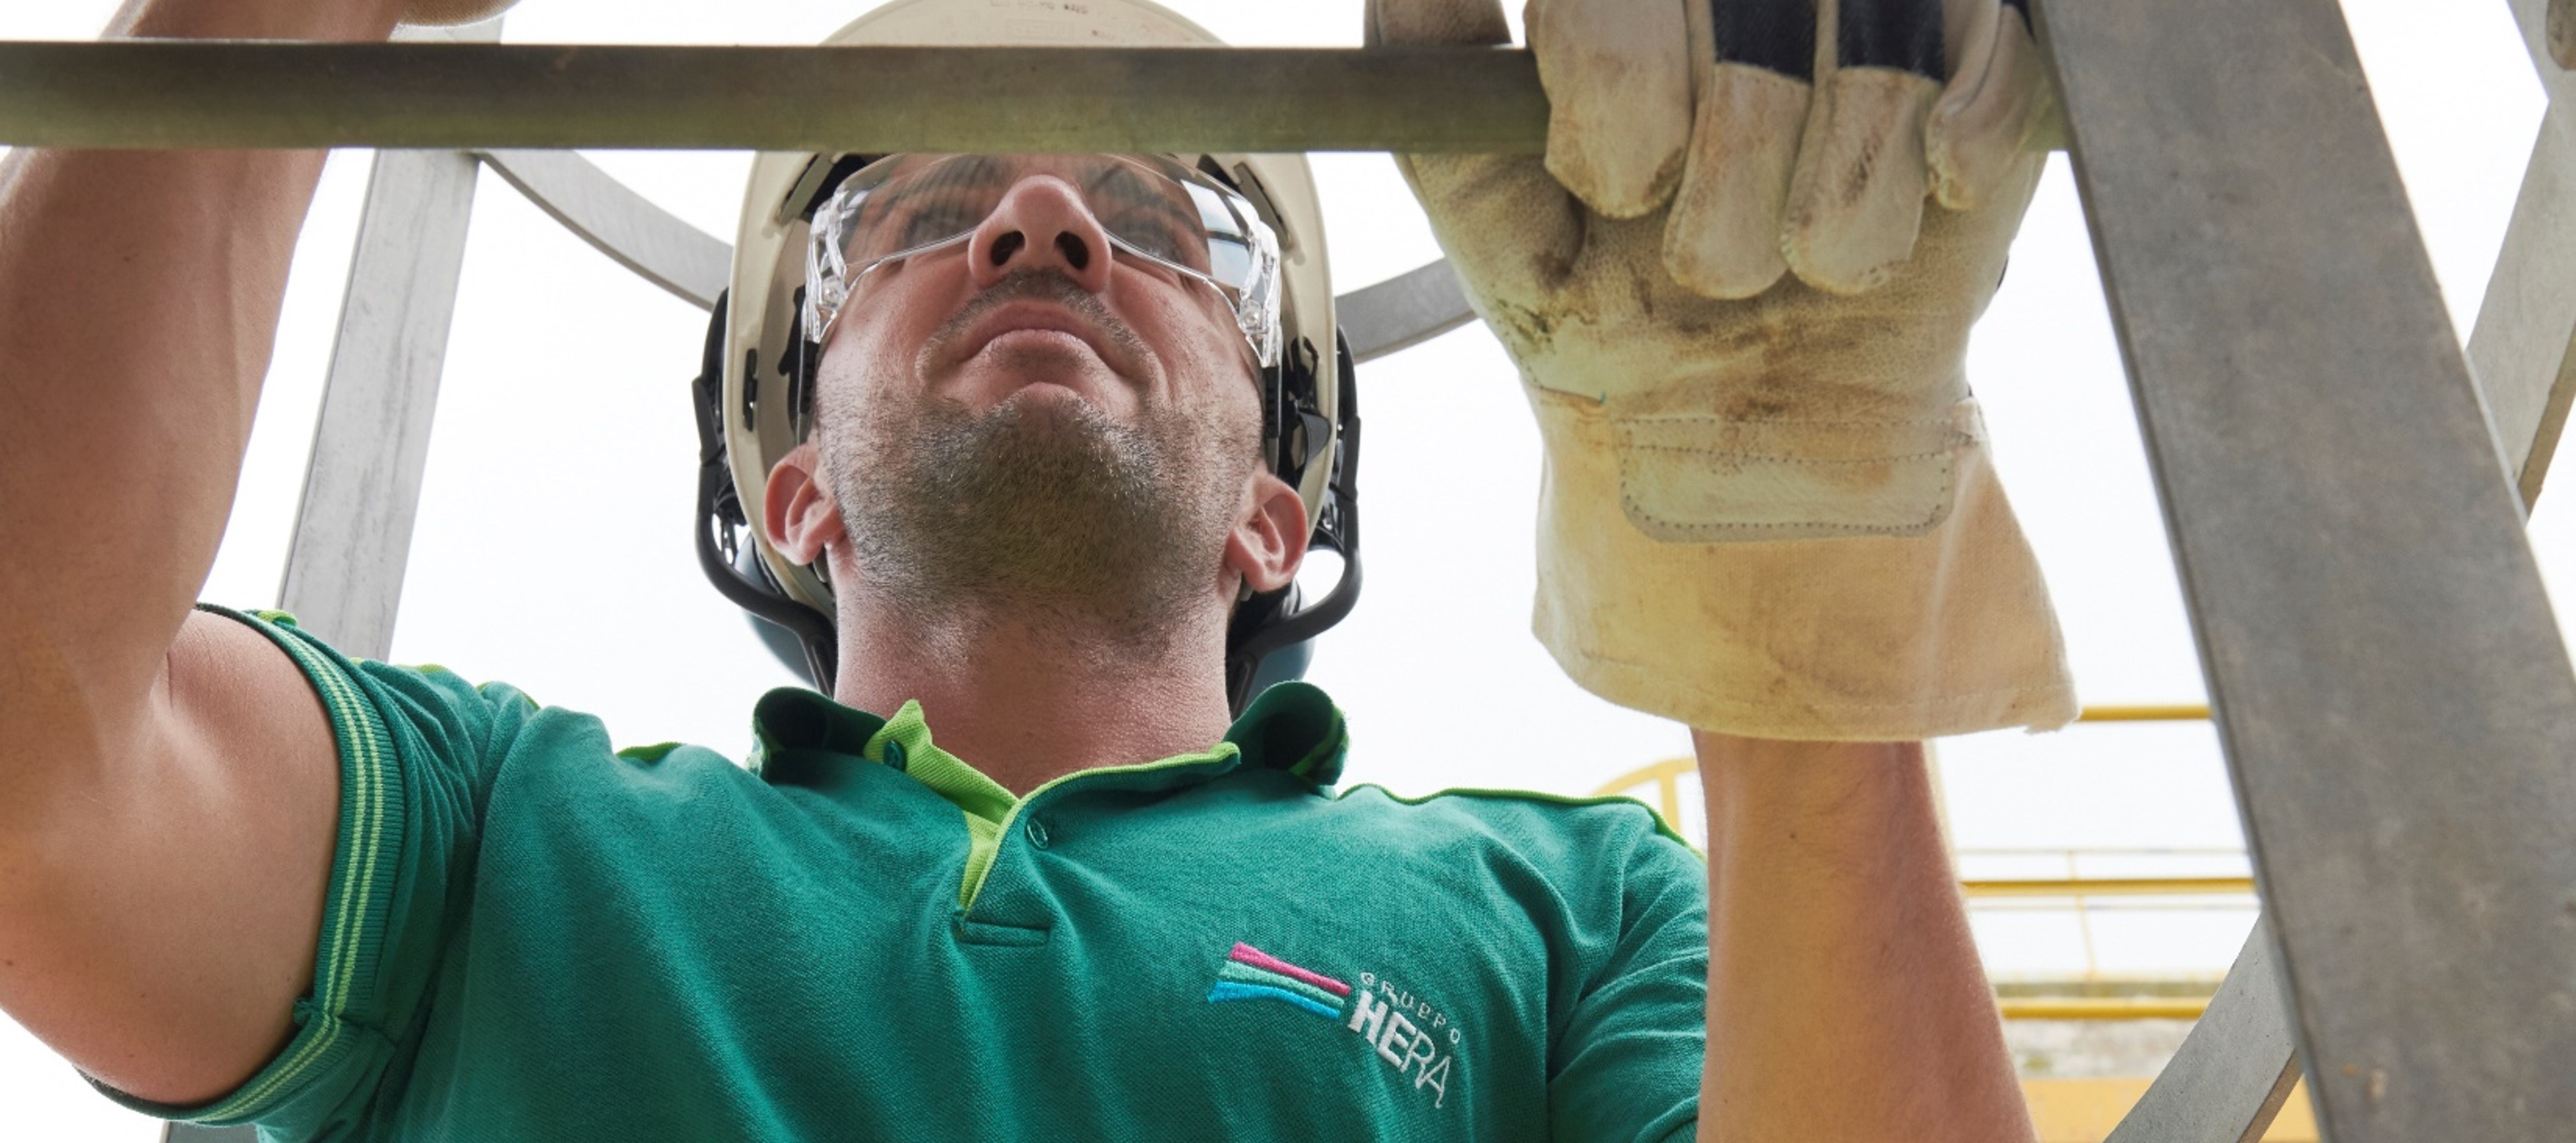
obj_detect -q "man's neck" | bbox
[829,598,1238,796]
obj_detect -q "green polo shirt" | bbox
[97,607,1707,1141]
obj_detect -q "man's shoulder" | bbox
[1316,781,1701,874]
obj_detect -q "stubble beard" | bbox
[822,360,1255,652]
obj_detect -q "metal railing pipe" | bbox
[0,42,1548,153]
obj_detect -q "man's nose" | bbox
[969,177,1118,295]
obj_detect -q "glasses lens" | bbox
[804,154,1282,366]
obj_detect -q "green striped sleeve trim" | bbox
[178,607,406,1124]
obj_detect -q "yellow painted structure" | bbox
[1998,996,2208,1020]
[1596,713,2294,1138]
[2074,704,2212,722]
[2023,1078,2314,1142]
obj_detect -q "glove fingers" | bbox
[1529,0,1693,219]
[1926,0,2056,210]
[1783,0,1943,294]
[1663,0,1817,298]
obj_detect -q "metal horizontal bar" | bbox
[0,42,1547,153]
[1962,877,2255,898]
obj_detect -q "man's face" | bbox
[806,155,1273,635]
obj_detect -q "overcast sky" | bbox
[1,0,2557,1135]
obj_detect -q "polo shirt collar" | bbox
[746,679,1348,788]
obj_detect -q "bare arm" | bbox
[0,0,408,1106]
[1692,734,2034,1143]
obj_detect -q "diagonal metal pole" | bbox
[2033,2,2576,1142]
[477,149,729,310]
[271,22,495,657]
[269,144,479,657]
[2103,920,2301,1143]
[2468,0,2576,503]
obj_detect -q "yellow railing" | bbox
[1592,719,2253,1024]
[1588,704,2214,827]
[2000,996,2212,1020]
[2076,704,2212,722]
[1963,877,2254,899]
[1591,756,1697,829]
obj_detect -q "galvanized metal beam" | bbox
[0,42,1545,154]
[477,149,729,310]
[2035,4,2576,1143]
[2467,106,2576,504]
[1339,258,1475,364]
[273,23,493,658]
[2467,0,2576,503]
[2103,921,2300,1143]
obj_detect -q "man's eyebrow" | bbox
[908,153,1012,197]
[1085,162,1203,232]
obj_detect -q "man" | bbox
[0,0,2073,1138]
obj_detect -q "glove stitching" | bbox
[1602,414,1965,429]
[1616,454,1956,536]
[1564,648,2067,706]
[1620,446,1958,464]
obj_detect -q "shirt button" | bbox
[1024,817,1052,849]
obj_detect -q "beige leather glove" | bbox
[1370,0,2074,740]
[400,0,517,27]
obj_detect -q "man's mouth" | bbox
[917,270,1153,390]
[950,299,1135,379]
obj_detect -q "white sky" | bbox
[1,0,2556,1135]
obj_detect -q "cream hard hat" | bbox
[692,0,1359,705]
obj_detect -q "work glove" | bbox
[401,0,518,27]
[1369,0,2074,740]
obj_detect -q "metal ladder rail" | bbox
[2038,2,2576,1140]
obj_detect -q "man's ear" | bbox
[1225,473,1310,595]
[764,441,845,566]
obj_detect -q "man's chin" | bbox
[952,342,1133,415]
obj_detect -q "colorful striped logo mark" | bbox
[1205,941,1352,1019]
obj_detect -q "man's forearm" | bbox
[0,0,405,810]
[1692,732,2033,1143]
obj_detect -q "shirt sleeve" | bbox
[1546,808,1708,1143]
[83,605,534,1138]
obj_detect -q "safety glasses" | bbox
[804,153,1283,369]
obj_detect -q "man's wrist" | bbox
[1690,731,1937,857]
[1690,731,1925,801]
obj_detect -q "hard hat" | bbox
[690,0,1361,710]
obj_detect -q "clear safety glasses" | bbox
[804,153,1284,369]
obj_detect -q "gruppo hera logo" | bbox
[1205,941,1457,1108]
